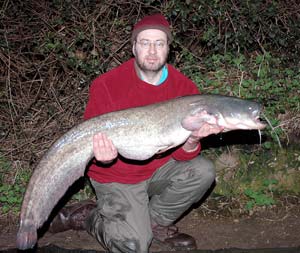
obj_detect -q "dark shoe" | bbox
[152,223,197,251]
[48,200,97,233]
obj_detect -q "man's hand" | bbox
[93,133,118,163]
[182,122,224,152]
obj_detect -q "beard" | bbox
[135,55,167,73]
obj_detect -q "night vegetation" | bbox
[1,0,299,216]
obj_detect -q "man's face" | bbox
[133,29,169,72]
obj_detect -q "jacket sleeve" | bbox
[171,142,201,161]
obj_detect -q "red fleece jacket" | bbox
[84,58,201,184]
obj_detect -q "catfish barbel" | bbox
[16,94,266,250]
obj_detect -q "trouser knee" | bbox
[191,156,216,185]
[148,156,216,225]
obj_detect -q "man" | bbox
[83,13,223,252]
[51,13,222,252]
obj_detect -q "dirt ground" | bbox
[1,200,300,252]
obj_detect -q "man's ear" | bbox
[132,43,136,56]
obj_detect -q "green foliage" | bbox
[72,180,94,202]
[39,30,104,75]
[0,151,94,214]
[2,0,299,217]
[0,154,30,214]
[0,184,25,214]
[177,48,300,145]
[244,179,278,210]
[165,0,300,59]
[212,146,300,211]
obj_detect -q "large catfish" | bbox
[16,94,266,250]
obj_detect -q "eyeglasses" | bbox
[136,39,167,50]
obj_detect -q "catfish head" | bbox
[181,95,266,132]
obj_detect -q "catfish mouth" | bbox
[253,116,267,129]
[219,114,267,131]
[238,117,266,130]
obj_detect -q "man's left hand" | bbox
[182,123,224,152]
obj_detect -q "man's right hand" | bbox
[93,133,118,164]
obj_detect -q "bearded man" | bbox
[53,13,222,253]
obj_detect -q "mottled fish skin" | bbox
[16,94,265,250]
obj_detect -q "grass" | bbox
[207,145,300,210]
[0,154,31,215]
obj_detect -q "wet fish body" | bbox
[16,94,265,250]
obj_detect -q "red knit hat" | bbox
[131,13,172,43]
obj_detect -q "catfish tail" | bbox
[16,223,37,250]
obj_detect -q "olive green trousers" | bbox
[86,156,215,253]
